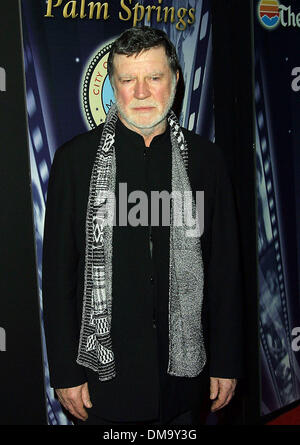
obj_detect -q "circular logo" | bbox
[258,0,280,29]
[82,42,115,128]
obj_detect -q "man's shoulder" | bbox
[181,127,224,166]
[53,124,104,163]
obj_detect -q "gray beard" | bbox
[115,78,177,137]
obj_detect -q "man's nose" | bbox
[134,79,151,99]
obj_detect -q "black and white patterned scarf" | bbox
[77,104,206,380]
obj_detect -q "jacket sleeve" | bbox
[42,143,87,388]
[207,147,244,379]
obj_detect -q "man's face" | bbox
[111,46,178,135]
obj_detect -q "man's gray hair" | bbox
[107,26,180,80]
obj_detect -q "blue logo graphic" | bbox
[260,14,280,27]
[102,76,115,114]
[258,0,280,30]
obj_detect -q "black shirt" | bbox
[42,118,243,423]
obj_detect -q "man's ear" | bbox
[110,76,115,92]
[176,70,179,84]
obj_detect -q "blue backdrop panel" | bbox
[20,0,214,425]
[254,0,300,416]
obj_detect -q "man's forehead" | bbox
[113,46,169,69]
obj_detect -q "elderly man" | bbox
[42,26,242,425]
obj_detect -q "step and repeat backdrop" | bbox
[20,0,214,424]
[254,0,300,415]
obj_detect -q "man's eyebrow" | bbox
[118,74,135,78]
[118,72,165,78]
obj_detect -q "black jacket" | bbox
[42,119,243,422]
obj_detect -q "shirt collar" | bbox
[115,117,170,150]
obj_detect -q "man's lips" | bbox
[131,106,156,112]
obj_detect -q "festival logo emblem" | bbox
[82,42,115,128]
[258,0,280,29]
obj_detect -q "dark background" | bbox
[0,0,47,425]
[211,0,258,425]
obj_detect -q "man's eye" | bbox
[151,76,160,81]
[121,79,132,83]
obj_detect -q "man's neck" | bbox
[118,115,167,147]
